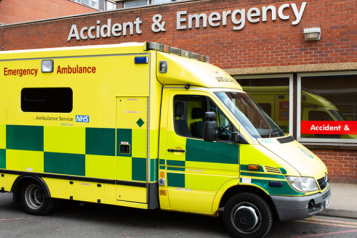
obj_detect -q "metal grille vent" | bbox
[322,190,330,199]
[264,166,282,174]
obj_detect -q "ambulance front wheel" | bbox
[20,180,55,215]
[223,193,273,238]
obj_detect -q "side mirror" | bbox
[203,112,216,142]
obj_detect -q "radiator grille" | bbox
[318,176,327,190]
[322,190,330,199]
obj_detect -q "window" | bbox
[21,88,73,113]
[152,0,175,4]
[235,74,293,135]
[106,1,115,10]
[91,0,99,8]
[124,0,148,8]
[173,95,235,141]
[298,72,357,142]
[309,111,333,121]
[258,103,272,117]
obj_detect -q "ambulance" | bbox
[0,42,331,238]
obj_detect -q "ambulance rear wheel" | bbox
[223,193,272,238]
[20,180,55,215]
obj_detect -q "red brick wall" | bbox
[0,0,98,24]
[312,149,357,183]
[1,0,356,69]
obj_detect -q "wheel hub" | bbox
[25,184,44,210]
[233,206,258,231]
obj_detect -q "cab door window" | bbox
[173,95,235,141]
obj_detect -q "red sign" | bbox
[301,121,357,135]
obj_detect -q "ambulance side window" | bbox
[174,95,207,138]
[173,95,235,141]
[208,99,235,141]
[21,88,73,113]
[309,110,333,121]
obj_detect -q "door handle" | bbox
[168,149,186,153]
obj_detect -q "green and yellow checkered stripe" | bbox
[160,135,241,191]
[0,124,157,183]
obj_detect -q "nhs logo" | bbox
[76,115,90,123]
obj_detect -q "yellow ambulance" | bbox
[0,42,330,238]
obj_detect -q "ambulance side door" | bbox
[161,89,239,214]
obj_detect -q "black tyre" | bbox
[223,193,273,238]
[20,180,55,215]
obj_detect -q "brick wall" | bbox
[312,149,357,183]
[0,0,98,24]
[1,0,356,68]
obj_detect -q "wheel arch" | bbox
[212,180,278,220]
[12,176,51,203]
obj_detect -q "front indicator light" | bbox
[286,176,319,192]
[248,164,260,170]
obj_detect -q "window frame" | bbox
[123,0,149,8]
[234,74,294,137]
[297,71,357,143]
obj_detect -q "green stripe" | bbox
[160,166,166,170]
[186,139,239,164]
[0,149,5,169]
[167,173,185,188]
[6,125,43,151]
[159,159,165,165]
[167,167,185,172]
[117,129,132,157]
[44,152,85,176]
[240,164,264,172]
[150,159,158,182]
[86,128,115,156]
[167,160,185,167]
[243,178,304,196]
[240,172,285,179]
[132,157,146,182]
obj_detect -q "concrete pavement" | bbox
[319,183,357,219]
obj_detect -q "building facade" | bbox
[1,0,356,182]
[0,0,99,25]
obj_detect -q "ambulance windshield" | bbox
[215,91,285,138]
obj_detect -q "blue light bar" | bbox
[135,57,148,64]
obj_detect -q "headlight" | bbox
[286,176,319,192]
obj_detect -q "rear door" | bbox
[116,97,148,203]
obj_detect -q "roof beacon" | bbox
[145,42,209,63]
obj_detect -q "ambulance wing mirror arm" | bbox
[231,131,249,144]
[203,112,217,142]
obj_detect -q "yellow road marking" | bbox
[294,220,357,229]
[306,217,357,225]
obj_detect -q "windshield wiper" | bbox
[268,129,281,138]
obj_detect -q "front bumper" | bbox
[271,185,331,222]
